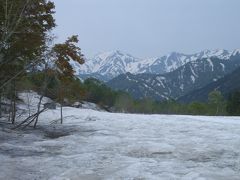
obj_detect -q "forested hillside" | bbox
[178,66,240,103]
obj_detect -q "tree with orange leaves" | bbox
[52,35,85,124]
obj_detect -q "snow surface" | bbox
[1,105,240,179]
[1,92,240,179]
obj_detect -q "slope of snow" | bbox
[207,58,214,71]
[232,49,240,56]
[79,50,141,75]
[1,104,240,179]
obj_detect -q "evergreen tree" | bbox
[208,90,225,115]
[226,91,240,116]
[188,102,207,115]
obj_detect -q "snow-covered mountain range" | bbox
[107,52,240,101]
[74,49,240,81]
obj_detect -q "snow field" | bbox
[1,106,240,179]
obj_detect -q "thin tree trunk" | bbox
[33,62,49,128]
[8,98,12,122]
[215,105,219,116]
[12,95,16,124]
[11,80,16,124]
[13,108,46,130]
[8,84,14,122]
[0,89,2,118]
[33,95,43,128]
[60,103,63,124]
[27,91,31,117]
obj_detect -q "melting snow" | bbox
[180,84,184,91]
[220,63,225,71]
[189,65,198,78]
[207,59,214,71]
[232,49,240,56]
[1,94,240,179]
[191,75,195,83]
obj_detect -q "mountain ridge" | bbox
[107,54,240,101]
[178,63,240,103]
[75,49,240,81]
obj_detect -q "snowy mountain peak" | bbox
[95,51,115,61]
[78,50,141,80]
[198,49,230,59]
[76,49,240,81]
[165,52,182,60]
[94,50,137,61]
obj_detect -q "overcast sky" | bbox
[53,0,240,58]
